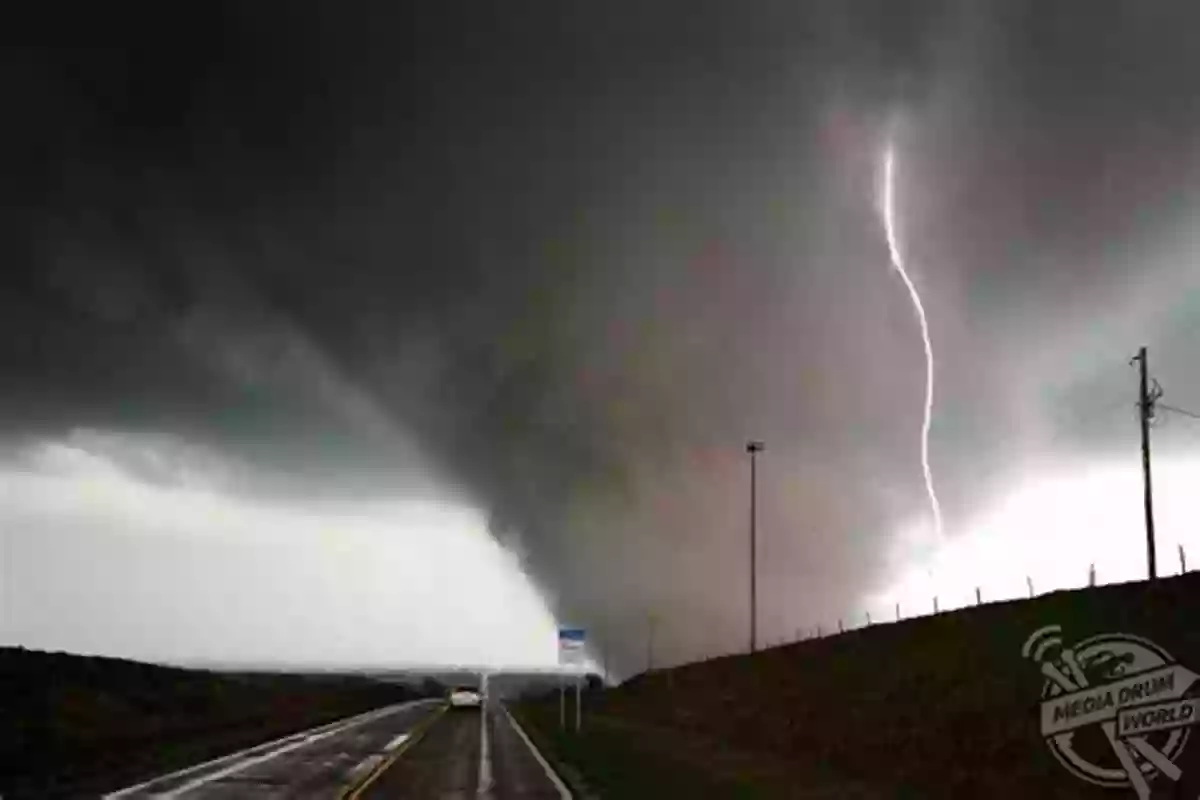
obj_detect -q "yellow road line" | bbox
[339,703,449,800]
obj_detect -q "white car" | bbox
[449,686,482,709]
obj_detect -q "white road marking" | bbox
[344,731,412,786]
[344,753,387,784]
[104,719,347,798]
[384,733,411,752]
[478,704,493,794]
[104,699,433,798]
[500,704,572,800]
[158,726,349,798]
[343,734,412,782]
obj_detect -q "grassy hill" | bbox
[520,573,1200,798]
[0,648,427,798]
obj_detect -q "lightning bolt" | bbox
[881,141,944,542]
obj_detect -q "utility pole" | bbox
[746,440,764,653]
[1134,346,1159,580]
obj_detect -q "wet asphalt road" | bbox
[359,707,479,798]
[361,701,568,799]
[106,700,442,799]
[485,704,571,800]
[106,699,569,799]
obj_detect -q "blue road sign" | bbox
[558,628,586,665]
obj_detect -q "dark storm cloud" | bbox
[7,1,1200,671]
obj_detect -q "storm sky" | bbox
[6,2,1200,673]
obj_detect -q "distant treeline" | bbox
[0,647,434,798]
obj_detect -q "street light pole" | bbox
[746,440,764,653]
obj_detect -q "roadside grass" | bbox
[517,573,1200,799]
[514,701,773,799]
[0,648,428,798]
[513,700,891,799]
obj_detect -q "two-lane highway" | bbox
[356,707,479,798]
[356,700,571,799]
[352,700,568,800]
[107,698,571,798]
[105,700,443,799]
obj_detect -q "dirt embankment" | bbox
[0,648,426,798]
[525,573,1200,798]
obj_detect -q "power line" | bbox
[1158,402,1200,421]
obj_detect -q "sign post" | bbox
[558,627,586,734]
